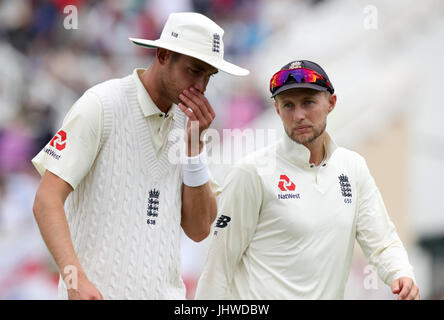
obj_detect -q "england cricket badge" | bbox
[338,174,352,204]
[147,188,160,225]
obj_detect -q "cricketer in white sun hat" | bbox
[129,12,250,76]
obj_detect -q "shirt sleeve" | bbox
[31,92,103,189]
[208,168,222,197]
[194,163,263,299]
[355,155,416,286]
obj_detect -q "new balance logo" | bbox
[215,215,231,228]
[278,174,295,191]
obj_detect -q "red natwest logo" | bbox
[278,174,295,191]
[50,130,67,151]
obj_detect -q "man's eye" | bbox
[304,100,314,105]
[189,68,200,75]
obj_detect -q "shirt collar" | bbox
[278,131,338,167]
[132,68,177,119]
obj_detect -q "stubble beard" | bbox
[160,65,180,106]
[286,121,327,146]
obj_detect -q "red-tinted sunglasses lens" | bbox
[269,68,326,92]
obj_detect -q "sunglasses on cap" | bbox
[269,68,333,94]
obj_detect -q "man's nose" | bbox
[292,105,306,121]
[194,76,209,93]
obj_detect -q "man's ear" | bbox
[274,100,280,115]
[156,48,171,65]
[328,94,337,113]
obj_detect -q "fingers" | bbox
[91,289,104,300]
[396,278,418,300]
[397,279,411,300]
[178,102,197,122]
[179,88,215,128]
[391,278,400,294]
[91,292,104,300]
[67,279,104,300]
[406,285,420,300]
[179,91,205,123]
[191,87,216,119]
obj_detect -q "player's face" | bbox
[274,88,336,147]
[161,52,218,104]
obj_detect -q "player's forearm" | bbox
[33,195,85,278]
[181,182,217,242]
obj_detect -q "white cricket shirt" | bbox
[31,70,188,299]
[32,69,176,188]
[195,133,415,299]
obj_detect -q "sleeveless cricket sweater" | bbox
[59,74,187,299]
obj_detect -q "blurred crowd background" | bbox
[1,0,443,299]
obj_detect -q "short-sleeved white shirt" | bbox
[32,69,177,188]
[195,133,415,299]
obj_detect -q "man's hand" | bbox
[178,87,215,156]
[391,277,420,300]
[178,87,217,242]
[67,272,104,300]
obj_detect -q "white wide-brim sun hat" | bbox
[129,12,250,76]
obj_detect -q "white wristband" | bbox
[183,149,209,187]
